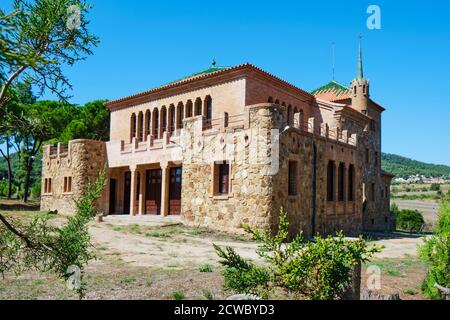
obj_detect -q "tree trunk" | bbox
[6,141,13,199]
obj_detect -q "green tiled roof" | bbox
[311,80,350,94]
[169,66,231,84]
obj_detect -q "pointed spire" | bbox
[358,34,364,79]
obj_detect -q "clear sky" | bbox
[2,0,450,165]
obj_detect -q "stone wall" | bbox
[41,139,107,214]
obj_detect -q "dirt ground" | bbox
[0,211,429,300]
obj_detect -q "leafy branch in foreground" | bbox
[0,169,106,298]
[214,208,382,300]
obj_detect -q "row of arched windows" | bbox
[327,161,355,203]
[130,95,213,142]
[268,96,305,127]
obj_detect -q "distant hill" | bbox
[382,153,450,179]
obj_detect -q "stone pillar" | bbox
[129,165,137,216]
[160,163,170,216]
[138,169,145,215]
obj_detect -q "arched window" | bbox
[145,110,151,139]
[204,95,212,123]
[268,97,274,103]
[161,106,167,135]
[177,102,184,129]
[194,98,202,116]
[338,163,345,201]
[287,105,293,126]
[299,110,304,129]
[186,100,193,118]
[169,104,175,135]
[152,109,159,138]
[138,111,144,142]
[130,113,136,142]
[348,164,355,201]
[327,161,335,202]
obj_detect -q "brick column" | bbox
[138,169,145,215]
[160,164,170,216]
[129,165,137,216]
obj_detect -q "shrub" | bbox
[214,208,381,300]
[199,264,213,273]
[172,290,185,300]
[419,196,450,299]
[202,289,214,300]
[430,184,441,192]
[31,182,41,199]
[395,209,425,233]
[390,203,400,215]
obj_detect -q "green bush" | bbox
[31,182,41,199]
[172,290,185,300]
[214,208,381,300]
[390,203,400,215]
[419,196,450,299]
[199,264,213,273]
[395,209,425,233]
[430,184,441,192]
[0,181,16,197]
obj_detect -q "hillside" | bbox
[382,153,450,179]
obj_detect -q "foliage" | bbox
[390,203,400,215]
[214,208,381,300]
[395,209,425,233]
[172,290,185,300]
[419,193,450,299]
[198,264,213,273]
[0,180,17,197]
[0,0,99,107]
[430,183,441,192]
[202,289,214,300]
[382,153,450,179]
[30,181,41,199]
[0,169,106,299]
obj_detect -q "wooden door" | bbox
[109,179,117,215]
[146,169,162,215]
[123,172,131,215]
[169,167,182,215]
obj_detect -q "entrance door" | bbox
[169,167,182,215]
[146,169,162,215]
[109,179,117,215]
[123,172,131,215]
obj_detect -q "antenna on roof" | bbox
[331,42,336,81]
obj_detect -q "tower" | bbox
[351,38,370,114]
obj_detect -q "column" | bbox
[138,169,145,215]
[129,165,137,216]
[160,163,170,216]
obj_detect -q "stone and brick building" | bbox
[41,48,394,237]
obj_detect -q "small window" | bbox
[63,177,72,193]
[44,178,53,194]
[288,161,298,196]
[348,164,355,201]
[370,119,376,131]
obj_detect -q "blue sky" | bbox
[2,0,450,165]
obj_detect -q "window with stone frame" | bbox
[63,177,72,193]
[213,162,230,196]
[288,161,298,196]
[44,178,52,194]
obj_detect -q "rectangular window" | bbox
[44,178,52,194]
[63,177,72,193]
[288,161,298,196]
[327,161,335,202]
[338,163,345,201]
[348,165,354,201]
[217,163,229,196]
